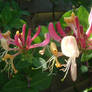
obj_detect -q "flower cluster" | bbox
[0,8,92,82]
[47,9,92,81]
[0,24,50,74]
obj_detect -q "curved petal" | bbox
[31,26,41,41]
[75,16,80,38]
[14,34,22,48]
[48,22,61,42]
[22,24,26,46]
[29,33,50,49]
[79,26,86,48]
[86,8,92,37]
[56,22,66,37]
[88,8,92,25]
[86,23,92,37]
[26,28,31,48]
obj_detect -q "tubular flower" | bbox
[61,36,79,81]
[0,24,50,74]
[64,10,92,50]
[47,42,64,74]
[0,31,19,74]
[48,22,66,42]
[34,42,64,75]
[64,12,87,49]
[0,31,12,57]
[11,24,50,50]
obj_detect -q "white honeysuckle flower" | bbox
[61,36,79,81]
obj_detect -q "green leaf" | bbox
[20,10,30,16]
[2,79,38,92]
[76,6,89,32]
[81,50,92,62]
[32,57,47,71]
[10,19,27,29]
[41,26,48,34]
[0,72,8,86]
[31,71,52,91]
[80,65,88,73]
[33,36,42,43]
[1,5,12,25]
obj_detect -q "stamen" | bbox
[32,55,55,70]
[55,58,62,68]
[61,58,72,81]
[2,54,18,74]
[48,59,55,75]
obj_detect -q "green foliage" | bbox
[83,87,92,92]
[0,0,29,31]
[80,65,88,73]
[2,70,52,92]
[0,1,92,92]
[76,6,89,32]
[81,50,92,62]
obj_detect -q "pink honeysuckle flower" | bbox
[56,22,66,37]
[0,31,15,55]
[0,31,19,74]
[48,22,66,42]
[64,11,92,50]
[10,24,50,50]
[0,24,50,74]
[64,12,87,49]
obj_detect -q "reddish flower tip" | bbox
[48,22,61,42]
[56,22,66,37]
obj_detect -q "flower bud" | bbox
[1,38,9,51]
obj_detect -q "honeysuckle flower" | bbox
[0,31,19,74]
[48,42,64,74]
[34,42,64,75]
[10,24,50,50]
[61,36,79,81]
[48,22,66,42]
[0,31,13,57]
[64,12,87,49]
[64,10,92,50]
[2,53,18,74]
[0,24,50,74]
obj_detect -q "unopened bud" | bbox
[39,47,46,55]
[1,38,9,51]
